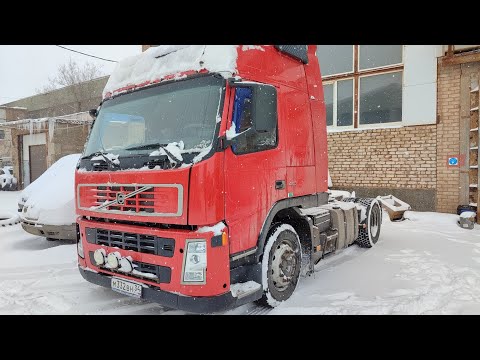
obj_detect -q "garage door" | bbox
[29,145,47,183]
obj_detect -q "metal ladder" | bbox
[469,77,479,223]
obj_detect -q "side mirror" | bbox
[229,81,277,134]
[89,108,98,119]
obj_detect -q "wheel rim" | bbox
[270,239,298,292]
[369,203,381,240]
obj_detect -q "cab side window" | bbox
[231,87,278,155]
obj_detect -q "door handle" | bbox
[275,180,286,190]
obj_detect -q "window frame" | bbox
[230,86,279,156]
[357,69,404,128]
[317,45,355,78]
[323,78,355,129]
[321,45,404,130]
[358,45,404,72]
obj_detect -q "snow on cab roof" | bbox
[103,45,239,99]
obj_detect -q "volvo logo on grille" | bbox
[116,192,126,205]
[92,185,154,211]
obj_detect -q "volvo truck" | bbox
[76,45,382,313]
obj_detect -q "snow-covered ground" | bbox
[1,191,479,314]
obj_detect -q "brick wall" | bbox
[436,64,461,213]
[0,126,12,164]
[1,107,27,171]
[0,108,12,164]
[328,125,437,191]
[327,60,479,214]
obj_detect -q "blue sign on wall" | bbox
[448,157,459,166]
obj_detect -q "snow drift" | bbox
[20,154,81,226]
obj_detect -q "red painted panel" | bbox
[224,84,287,255]
[282,86,315,168]
[188,152,225,225]
[305,45,329,193]
[286,166,317,198]
[237,46,307,92]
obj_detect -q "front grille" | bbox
[88,252,171,283]
[78,183,183,217]
[95,185,157,213]
[86,228,175,257]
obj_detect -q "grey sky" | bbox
[0,45,141,104]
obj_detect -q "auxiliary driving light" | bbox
[119,257,133,273]
[107,252,121,269]
[93,248,106,266]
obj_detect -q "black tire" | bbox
[356,199,382,248]
[0,212,20,227]
[457,204,477,215]
[256,224,302,307]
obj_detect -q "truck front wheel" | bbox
[258,224,302,307]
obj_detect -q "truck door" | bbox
[224,85,286,256]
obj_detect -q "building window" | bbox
[0,130,4,140]
[317,45,404,129]
[318,45,353,77]
[359,71,402,124]
[359,45,402,70]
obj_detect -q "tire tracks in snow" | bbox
[0,261,171,315]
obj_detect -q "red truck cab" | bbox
[76,45,382,313]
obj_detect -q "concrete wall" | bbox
[11,121,90,189]
[0,77,105,184]
[2,77,108,119]
[48,122,90,164]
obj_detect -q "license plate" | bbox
[111,277,143,298]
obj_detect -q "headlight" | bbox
[182,240,207,284]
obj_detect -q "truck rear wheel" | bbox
[257,224,302,307]
[356,199,382,248]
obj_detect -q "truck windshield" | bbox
[84,75,224,162]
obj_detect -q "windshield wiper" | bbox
[126,142,168,151]
[127,142,183,166]
[82,151,120,168]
